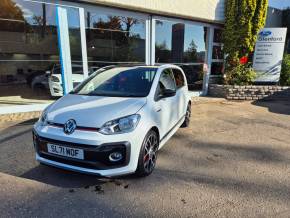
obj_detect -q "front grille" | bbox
[33,132,130,170]
[47,121,100,132]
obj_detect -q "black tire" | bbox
[181,102,191,128]
[135,130,159,177]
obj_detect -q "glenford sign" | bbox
[253,28,287,82]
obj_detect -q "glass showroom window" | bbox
[155,19,207,91]
[211,28,224,76]
[84,7,146,69]
[0,0,60,105]
[66,7,83,69]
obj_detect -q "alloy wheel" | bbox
[143,133,158,174]
[185,104,191,124]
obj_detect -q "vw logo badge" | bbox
[63,119,77,135]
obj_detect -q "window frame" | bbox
[210,27,225,77]
[154,68,176,101]
[172,68,185,89]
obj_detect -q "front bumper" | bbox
[32,122,144,176]
[33,132,130,170]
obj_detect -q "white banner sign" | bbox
[253,28,287,82]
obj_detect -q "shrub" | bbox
[280,54,290,86]
[224,63,256,85]
[223,0,268,65]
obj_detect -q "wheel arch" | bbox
[150,126,160,143]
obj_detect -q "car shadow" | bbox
[1,118,138,190]
[20,163,139,188]
[20,164,110,188]
[252,88,290,115]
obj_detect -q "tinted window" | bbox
[213,28,223,43]
[211,62,224,75]
[85,9,146,68]
[159,69,176,92]
[179,65,204,91]
[0,1,62,101]
[52,66,83,74]
[212,46,224,60]
[172,69,185,89]
[155,20,206,63]
[155,19,207,91]
[72,67,157,97]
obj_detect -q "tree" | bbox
[0,0,24,32]
[0,0,23,20]
[282,8,290,53]
[91,15,141,62]
[223,0,268,66]
[184,40,198,62]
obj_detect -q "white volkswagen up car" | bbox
[33,64,191,177]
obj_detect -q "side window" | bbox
[172,69,185,89]
[159,69,176,92]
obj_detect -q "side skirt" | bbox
[159,115,185,149]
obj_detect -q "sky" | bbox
[269,0,290,9]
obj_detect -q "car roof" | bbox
[103,63,179,69]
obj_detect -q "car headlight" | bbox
[39,109,48,125]
[51,76,60,82]
[99,114,141,135]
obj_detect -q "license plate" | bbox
[47,143,84,160]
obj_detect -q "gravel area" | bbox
[1,97,290,217]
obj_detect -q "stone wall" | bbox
[208,84,290,100]
[0,111,41,123]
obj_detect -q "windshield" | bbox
[71,67,157,97]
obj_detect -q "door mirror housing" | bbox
[159,89,176,99]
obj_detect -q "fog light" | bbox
[109,152,123,162]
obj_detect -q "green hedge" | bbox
[280,54,290,86]
[224,63,256,85]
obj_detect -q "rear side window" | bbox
[172,69,185,89]
[159,69,176,91]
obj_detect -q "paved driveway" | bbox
[1,98,290,217]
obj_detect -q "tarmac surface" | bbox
[1,98,290,217]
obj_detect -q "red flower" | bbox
[240,56,248,64]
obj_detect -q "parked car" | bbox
[48,65,84,97]
[48,65,113,97]
[31,73,49,91]
[33,64,191,177]
[26,70,46,87]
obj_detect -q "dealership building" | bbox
[0,0,288,115]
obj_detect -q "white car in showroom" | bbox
[33,64,191,177]
[48,65,84,97]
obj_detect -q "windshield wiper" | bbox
[121,94,144,97]
[71,92,144,97]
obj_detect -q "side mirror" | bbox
[159,89,176,99]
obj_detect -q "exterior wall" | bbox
[265,7,283,27]
[209,84,290,100]
[79,0,225,23]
